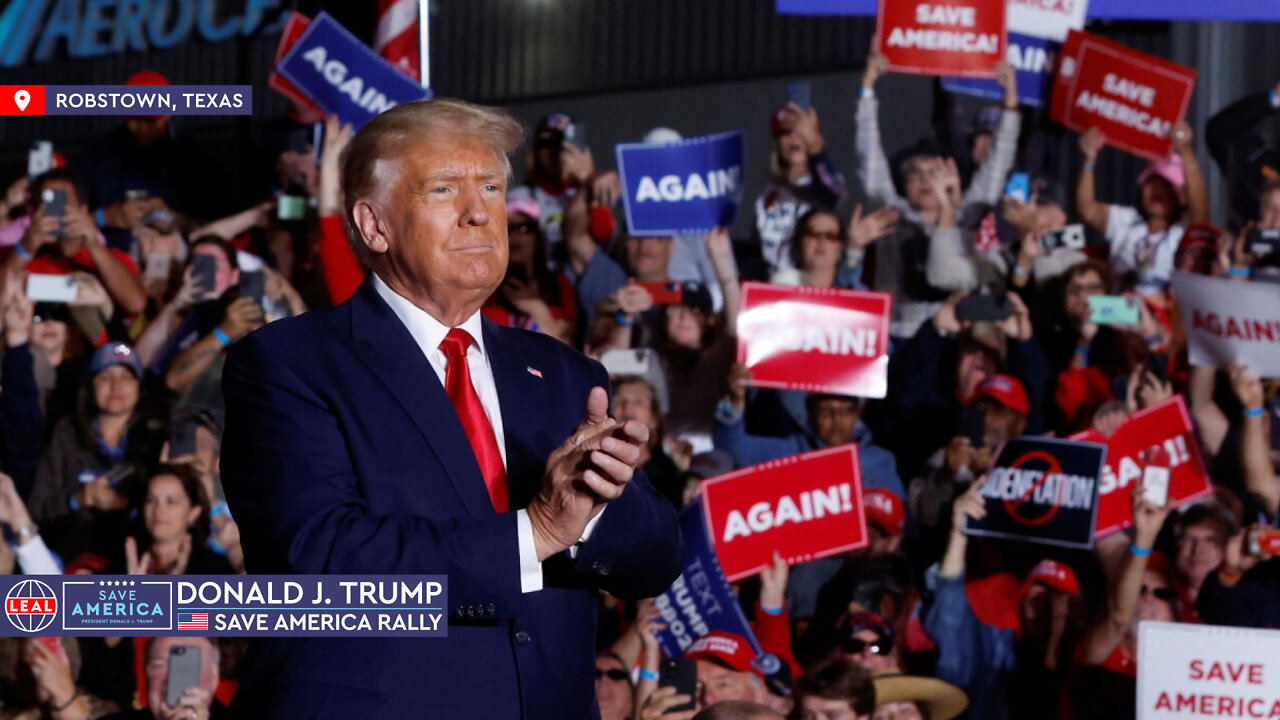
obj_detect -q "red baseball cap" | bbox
[125,70,171,119]
[975,374,1028,416]
[1026,559,1080,595]
[126,69,170,86]
[684,631,764,681]
[770,107,791,137]
[863,489,905,537]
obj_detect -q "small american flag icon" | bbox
[178,613,208,630]
[526,366,543,378]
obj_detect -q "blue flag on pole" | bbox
[616,130,745,237]
[653,503,763,659]
[276,11,431,130]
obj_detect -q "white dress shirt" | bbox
[373,274,601,593]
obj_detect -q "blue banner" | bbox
[942,34,1058,107]
[616,130,745,237]
[1,575,447,637]
[776,0,1280,21]
[653,504,762,658]
[42,86,253,115]
[276,11,431,130]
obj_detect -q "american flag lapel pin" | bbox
[526,366,543,379]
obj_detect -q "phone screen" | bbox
[787,81,812,111]
[170,422,198,458]
[239,270,266,307]
[1088,295,1139,325]
[190,255,218,299]
[1004,173,1030,203]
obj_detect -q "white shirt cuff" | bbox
[569,508,606,559]
[14,536,61,575]
[516,509,544,594]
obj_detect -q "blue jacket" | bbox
[923,574,1016,720]
[713,411,905,500]
[221,278,683,719]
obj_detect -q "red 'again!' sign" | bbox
[736,283,892,399]
[701,446,867,581]
[875,0,1007,77]
[1050,30,1197,161]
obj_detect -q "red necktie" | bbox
[439,328,509,512]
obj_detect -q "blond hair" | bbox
[341,98,525,267]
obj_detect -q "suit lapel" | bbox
[482,319,546,510]
[347,279,493,516]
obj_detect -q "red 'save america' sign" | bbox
[1050,30,1196,161]
[875,0,1007,77]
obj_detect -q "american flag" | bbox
[375,0,421,82]
[177,613,208,630]
[526,366,543,379]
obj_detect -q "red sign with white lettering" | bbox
[269,12,322,115]
[6,597,56,614]
[736,283,892,399]
[1050,30,1197,161]
[1071,396,1212,538]
[875,0,1007,77]
[701,446,867,581]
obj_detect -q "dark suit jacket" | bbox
[220,279,682,719]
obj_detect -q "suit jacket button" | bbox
[515,630,532,645]
[591,561,609,576]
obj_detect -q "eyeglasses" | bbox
[1066,281,1105,296]
[508,221,538,235]
[805,230,841,242]
[595,668,630,682]
[842,637,891,656]
[1140,585,1177,602]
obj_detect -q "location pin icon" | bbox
[14,90,30,112]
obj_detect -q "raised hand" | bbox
[849,204,899,250]
[528,387,647,560]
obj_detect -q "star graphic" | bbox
[98,581,104,586]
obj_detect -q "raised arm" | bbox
[1080,480,1171,665]
[961,61,1022,207]
[1230,363,1279,517]
[1171,121,1209,225]
[1076,128,1111,233]
[856,52,908,208]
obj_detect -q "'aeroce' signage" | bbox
[276,11,430,130]
[616,130,745,237]
[1049,30,1196,161]
[0,0,285,68]
[875,0,1007,77]
[965,436,1106,549]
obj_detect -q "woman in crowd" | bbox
[26,342,158,561]
[124,463,233,575]
[483,189,577,343]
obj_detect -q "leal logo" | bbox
[6,579,58,633]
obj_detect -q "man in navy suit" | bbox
[220,99,682,719]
